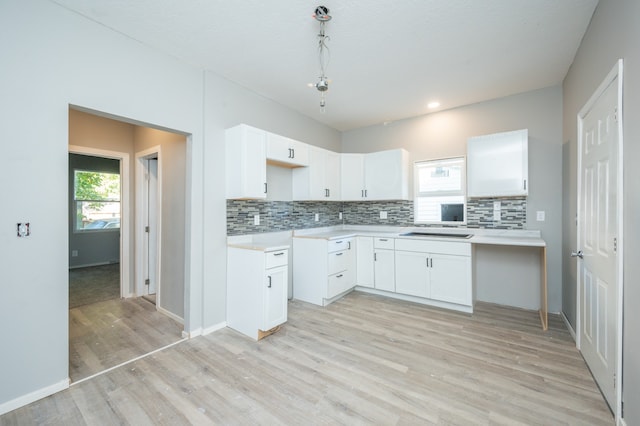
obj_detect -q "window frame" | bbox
[413,156,467,225]
[73,169,121,233]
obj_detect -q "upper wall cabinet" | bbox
[467,129,528,198]
[341,149,410,201]
[292,146,341,200]
[266,132,309,167]
[225,124,267,199]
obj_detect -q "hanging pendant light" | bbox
[313,6,331,113]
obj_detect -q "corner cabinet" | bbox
[225,124,267,199]
[467,129,528,197]
[341,149,410,201]
[293,236,356,306]
[292,146,341,200]
[227,246,288,340]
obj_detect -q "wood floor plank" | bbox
[2,291,613,425]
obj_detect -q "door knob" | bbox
[571,250,584,259]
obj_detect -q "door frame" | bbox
[576,59,624,421]
[68,145,132,298]
[135,146,163,301]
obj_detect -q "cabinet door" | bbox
[467,129,528,197]
[374,249,395,292]
[356,237,374,288]
[429,254,472,306]
[262,266,288,331]
[225,125,267,199]
[266,132,309,167]
[341,154,365,200]
[395,250,429,298]
[325,150,341,200]
[364,149,409,200]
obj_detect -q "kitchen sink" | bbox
[400,232,473,239]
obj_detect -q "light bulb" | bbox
[320,95,326,113]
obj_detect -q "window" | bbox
[414,157,466,224]
[74,170,121,231]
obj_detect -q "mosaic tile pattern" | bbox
[227,197,527,235]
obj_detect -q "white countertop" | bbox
[227,232,291,252]
[292,225,545,247]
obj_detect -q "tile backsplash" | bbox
[227,197,527,235]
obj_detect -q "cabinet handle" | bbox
[273,252,285,256]
[379,238,388,242]
[523,179,527,190]
[336,274,343,278]
[267,276,272,288]
[365,189,368,197]
[348,241,351,250]
[264,182,268,194]
[335,240,344,244]
[426,257,429,266]
[430,258,433,268]
[374,253,377,261]
[335,252,344,256]
[291,148,295,159]
[361,189,364,198]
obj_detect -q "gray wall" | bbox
[562,0,640,422]
[68,154,120,268]
[342,86,564,312]
[133,127,187,318]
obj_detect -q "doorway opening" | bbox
[68,107,187,383]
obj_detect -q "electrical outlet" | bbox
[253,214,260,225]
[380,211,388,219]
[315,213,319,222]
[16,222,30,237]
[339,212,343,220]
[493,201,501,221]
[72,250,78,257]
[536,211,546,221]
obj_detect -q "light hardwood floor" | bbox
[3,292,613,425]
[69,297,184,382]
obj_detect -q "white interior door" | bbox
[144,158,159,296]
[577,76,619,409]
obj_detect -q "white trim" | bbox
[182,327,203,339]
[70,337,187,386]
[135,147,163,306]
[576,59,624,423]
[69,261,118,269]
[0,379,69,415]
[157,305,184,325]
[561,312,576,342]
[355,287,473,314]
[69,145,131,300]
[202,321,228,336]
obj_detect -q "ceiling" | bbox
[51,0,598,131]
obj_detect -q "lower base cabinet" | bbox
[227,247,288,340]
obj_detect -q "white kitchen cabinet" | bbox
[227,246,288,340]
[373,237,395,292]
[356,236,374,288]
[467,129,528,197]
[341,149,410,201]
[225,124,267,199]
[266,132,309,167]
[395,250,429,298]
[293,146,341,200]
[293,236,355,306]
[394,238,472,307]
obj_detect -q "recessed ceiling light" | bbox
[427,101,441,109]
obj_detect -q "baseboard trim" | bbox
[0,378,69,416]
[69,261,118,269]
[202,321,227,336]
[561,312,576,342]
[157,306,184,325]
[182,328,202,339]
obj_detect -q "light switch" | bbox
[339,212,343,220]
[380,211,388,219]
[315,213,319,222]
[253,215,260,225]
[536,211,546,221]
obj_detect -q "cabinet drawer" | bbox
[374,237,395,250]
[327,269,354,299]
[395,239,470,256]
[328,250,348,275]
[265,249,288,269]
[327,238,352,253]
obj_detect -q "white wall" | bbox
[562,0,640,422]
[0,0,340,412]
[342,86,564,312]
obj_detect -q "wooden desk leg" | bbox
[539,246,548,331]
